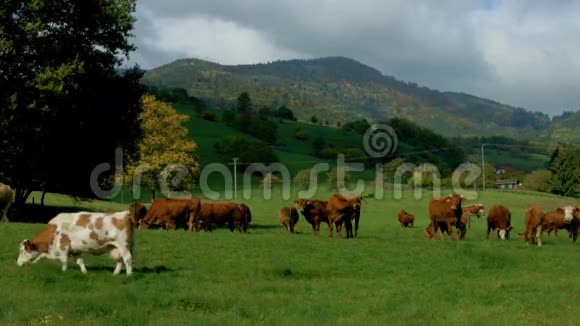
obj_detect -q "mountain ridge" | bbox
[141,56,559,139]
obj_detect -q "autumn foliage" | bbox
[125,95,199,193]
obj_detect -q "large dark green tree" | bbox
[548,146,580,197]
[0,0,144,205]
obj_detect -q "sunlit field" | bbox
[1,188,579,325]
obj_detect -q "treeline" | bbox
[309,117,466,176]
[523,145,580,198]
[454,135,550,156]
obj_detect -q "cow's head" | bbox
[423,225,434,239]
[352,197,362,210]
[17,240,41,266]
[128,202,148,225]
[475,204,485,217]
[574,206,580,220]
[497,225,513,240]
[446,194,465,210]
[294,200,310,214]
[562,206,576,223]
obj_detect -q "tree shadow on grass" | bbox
[11,204,92,224]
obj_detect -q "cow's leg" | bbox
[554,228,558,237]
[115,246,133,276]
[335,222,342,239]
[75,256,87,274]
[328,221,334,239]
[435,222,444,240]
[314,221,320,236]
[354,216,359,237]
[486,225,491,240]
[113,260,124,275]
[59,253,69,272]
[535,226,542,247]
[446,222,453,240]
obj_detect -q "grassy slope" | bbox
[1,189,579,324]
[174,103,548,179]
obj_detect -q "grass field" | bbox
[1,188,579,325]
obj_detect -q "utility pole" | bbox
[232,157,239,198]
[481,144,487,191]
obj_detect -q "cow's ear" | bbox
[446,198,451,202]
[22,240,35,251]
[508,226,513,231]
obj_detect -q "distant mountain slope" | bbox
[539,111,580,143]
[141,56,551,138]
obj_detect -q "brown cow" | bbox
[543,206,579,237]
[326,194,361,239]
[139,197,200,232]
[518,206,544,247]
[280,206,299,233]
[462,204,484,228]
[427,194,465,240]
[239,203,252,233]
[397,210,414,228]
[486,205,512,240]
[294,199,330,236]
[0,183,14,222]
[131,202,149,226]
[197,202,248,233]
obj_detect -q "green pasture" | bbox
[1,188,579,325]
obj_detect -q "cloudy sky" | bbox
[128,0,580,115]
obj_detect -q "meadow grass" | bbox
[1,189,579,325]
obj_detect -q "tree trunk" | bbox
[41,189,47,206]
[14,188,33,207]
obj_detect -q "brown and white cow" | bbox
[280,206,299,233]
[326,194,361,239]
[462,204,484,228]
[397,209,415,228]
[486,205,512,240]
[294,199,330,236]
[542,206,580,237]
[518,206,544,247]
[17,203,141,275]
[0,183,14,222]
[427,194,465,240]
[139,197,201,232]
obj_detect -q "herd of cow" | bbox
[11,192,362,276]
[399,193,580,246]
[7,188,580,277]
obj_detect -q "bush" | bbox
[214,136,278,164]
[295,129,306,141]
[327,167,351,191]
[523,169,552,193]
[293,169,313,190]
[202,112,216,121]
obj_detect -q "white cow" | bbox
[17,203,141,275]
[0,183,14,222]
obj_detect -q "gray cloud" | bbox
[129,0,580,114]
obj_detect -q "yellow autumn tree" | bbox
[125,94,199,197]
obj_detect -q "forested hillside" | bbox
[141,57,553,138]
